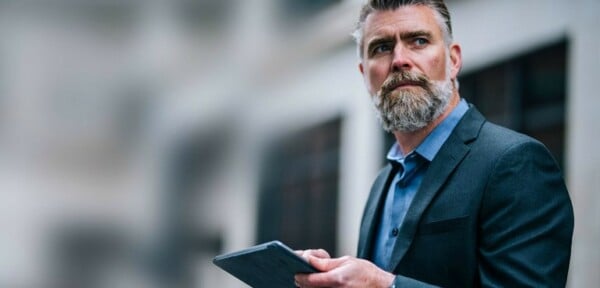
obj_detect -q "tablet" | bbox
[213,240,318,287]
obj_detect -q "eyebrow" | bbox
[366,30,434,53]
[399,30,433,41]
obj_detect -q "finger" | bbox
[294,274,308,286]
[312,249,331,259]
[300,249,331,261]
[307,255,348,272]
[304,249,330,259]
[295,270,338,287]
[295,273,321,288]
[294,250,310,261]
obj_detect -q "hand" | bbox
[295,249,331,261]
[294,255,395,288]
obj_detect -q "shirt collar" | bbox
[387,99,469,162]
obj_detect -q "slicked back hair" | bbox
[352,0,453,58]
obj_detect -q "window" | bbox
[460,40,567,169]
[257,118,341,254]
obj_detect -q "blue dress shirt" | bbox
[372,99,469,270]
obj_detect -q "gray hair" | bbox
[352,0,454,58]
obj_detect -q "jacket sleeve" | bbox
[477,140,574,287]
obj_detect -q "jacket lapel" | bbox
[357,164,396,259]
[387,107,485,271]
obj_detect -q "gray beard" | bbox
[372,72,453,133]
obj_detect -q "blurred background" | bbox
[0,0,598,287]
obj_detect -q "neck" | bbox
[392,93,460,155]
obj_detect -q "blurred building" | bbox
[0,0,598,287]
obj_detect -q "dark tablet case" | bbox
[213,240,318,287]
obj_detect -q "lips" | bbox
[395,80,423,88]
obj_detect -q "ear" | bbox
[448,43,462,80]
[359,62,365,75]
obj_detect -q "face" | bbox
[358,5,462,132]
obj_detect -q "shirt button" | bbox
[391,228,399,237]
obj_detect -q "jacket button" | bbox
[391,227,399,237]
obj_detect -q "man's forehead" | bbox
[363,5,442,40]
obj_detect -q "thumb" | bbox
[307,255,345,272]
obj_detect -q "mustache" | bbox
[380,71,431,95]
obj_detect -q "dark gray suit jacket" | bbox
[357,107,574,287]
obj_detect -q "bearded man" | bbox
[295,0,574,287]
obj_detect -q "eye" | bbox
[413,37,429,47]
[370,42,393,56]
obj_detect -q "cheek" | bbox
[428,52,447,80]
[367,62,389,93]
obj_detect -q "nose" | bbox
[391,45,412,72]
